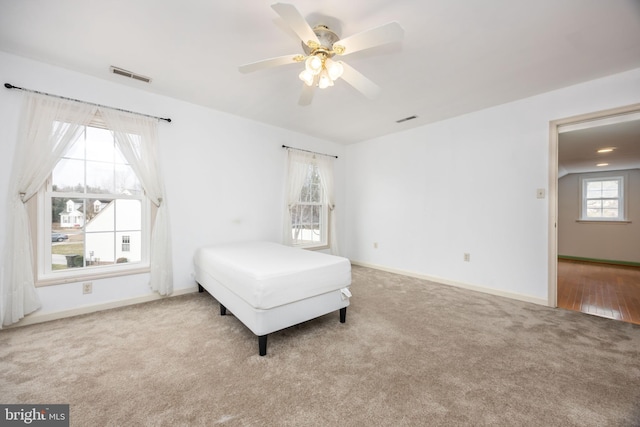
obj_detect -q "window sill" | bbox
[293,243,330,251]
[304,244,330,251]
[575,219,631,224]
[36,266,151,287]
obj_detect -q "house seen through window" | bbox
[122,235,131,252]
[44,124,148,277]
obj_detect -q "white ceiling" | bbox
[1,0,639,144]
[558,115,640,176]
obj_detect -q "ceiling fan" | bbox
[239,3,404,106]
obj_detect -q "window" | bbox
[39,124,149,281]
[290,163,328,248]
[283,149,337,253]
[581,176,625,221]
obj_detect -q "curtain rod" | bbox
[282,145,338,159]
[4,83,172,123]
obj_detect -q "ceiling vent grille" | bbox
[110,66,152,83]
[396,115,417,123]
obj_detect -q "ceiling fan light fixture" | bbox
[305,55,323,75]
[325,58,344,81]
[318,69,333,89]
[299,69,315,86]
[239,3,404,104]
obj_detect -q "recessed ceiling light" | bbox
[597,147,616,153]
[596,163,609,167]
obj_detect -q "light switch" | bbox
[536,188,545,199]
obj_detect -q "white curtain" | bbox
[315,154,338,255]
[282,149,338,254]
[1,93,173,327]
[282,150,316,246]
[100,109,173,295]
[1,94,97,326]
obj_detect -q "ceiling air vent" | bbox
[110,66,152,83]
[396,115,418,123]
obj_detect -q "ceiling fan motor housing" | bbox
[302,25,341,57]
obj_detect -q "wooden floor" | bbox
[557,259,640,325]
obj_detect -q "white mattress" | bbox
[194,241,351,310]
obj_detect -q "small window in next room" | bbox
[580,175,625,221]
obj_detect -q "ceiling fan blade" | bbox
[271,3,319,46]
[298,83,316,106]
[336,22,404,56]
[339,62,381,100]
[239,54,301,73]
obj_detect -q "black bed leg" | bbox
[219,303,227,316]
[259,335,268,356]
[198,284,204,293]
[340,307,347,323]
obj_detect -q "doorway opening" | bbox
[549,103,640,324]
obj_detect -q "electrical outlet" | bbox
[83,282,92,294]
[464,253,470,262]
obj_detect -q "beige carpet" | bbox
[1,266,639,426]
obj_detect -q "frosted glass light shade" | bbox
[305,55,323,75]
[299,69,314,86]
[325,58,344,81]
[318,69,333,89]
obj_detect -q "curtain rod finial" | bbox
[4,83,14,89]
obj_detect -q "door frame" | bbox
[548,102,640,307]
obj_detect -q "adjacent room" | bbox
[556,116,640,323]
[1,1,639,425]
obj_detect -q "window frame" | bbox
[579,174,626,222]
[33,122,152,286]
[290,163,330,250]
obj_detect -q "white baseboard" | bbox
[9,263,548,329]
[6,286,199,328]
[351,261,549,307]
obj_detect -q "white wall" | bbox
[2,50,639,323]
[558,169,640,264]
[345,68,640,303]
[0,51,345,323]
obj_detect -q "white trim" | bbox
[351,261,548,307]
[548,120,559,308]
[575,220,631,224]
[557,111,640,133]
[36,266,151,287]
[4,286,198,328]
